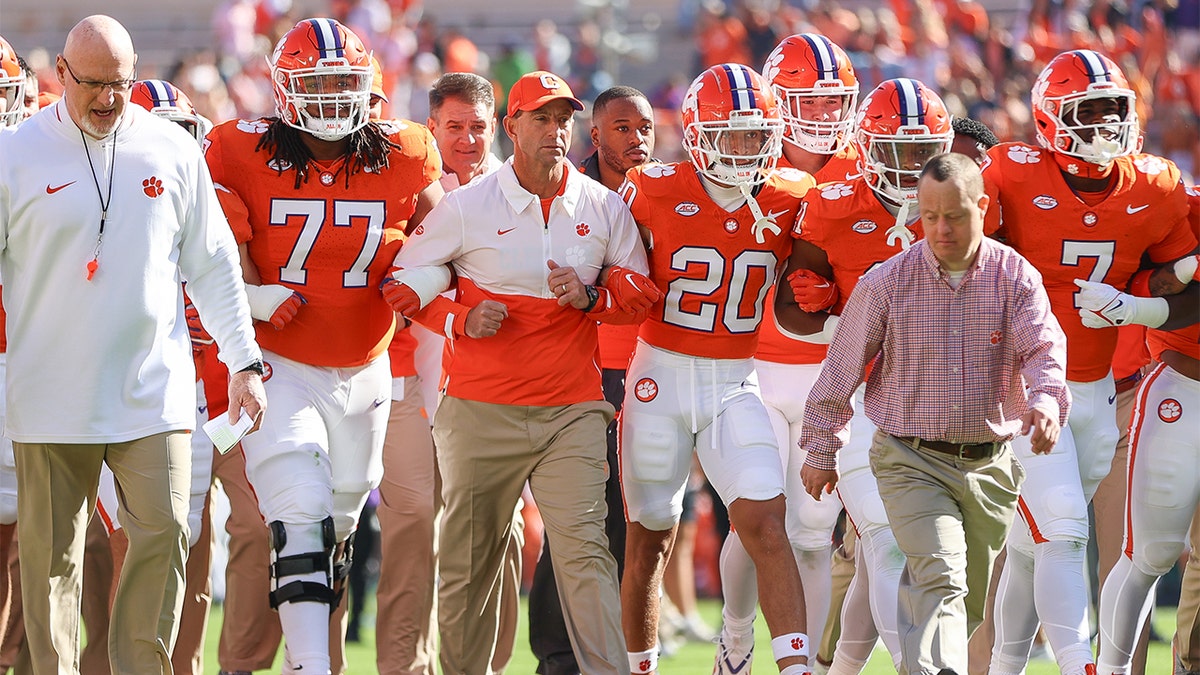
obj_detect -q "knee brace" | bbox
[268,516,337,611]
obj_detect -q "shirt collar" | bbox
[497,158,582,217]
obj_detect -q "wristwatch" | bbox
[583,285,601,313]
[238,359,265,376]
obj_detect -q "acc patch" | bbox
[634,377,658,403]
[675,202,700,216]
[852,219,877,234]
[1032,195,1058,210]
[1158,398,1182,423]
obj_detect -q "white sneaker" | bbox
[713,629,754,675]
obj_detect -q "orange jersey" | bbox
[796,177,924,314]
[598,323,639,370]
[623,162,814,359]
[205,118,440,367]
[983,143,1196,381]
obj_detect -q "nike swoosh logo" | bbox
[1107,394,1117,405]
[765,209,790,221]
[497,227,517,236]
[198,405,207,414]
[372,397,388,409]
[46,181,76,194]
[1126,204,1149,214]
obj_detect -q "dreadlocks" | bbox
[255,118,404,190]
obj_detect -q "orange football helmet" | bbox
[270,18,373,141]
[854,78,952,207]
[1032,49,1138,178]
[0,35,25,127]
[682,63,783,188]
[129,79,211,143]
[763,33,858,154]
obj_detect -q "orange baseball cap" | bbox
[370,55,387,103]
[506,70,583,117]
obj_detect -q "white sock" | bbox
[1097,555,1157,675]
[990,543,1039,674]
[275,523,332,675]
[829,546,879,675]
[856,526,904,663]
[781,666,811,675]
[1034,540,1091,665]
[719,530,760,625]
[795,546,833,655]
[628,647,659,674]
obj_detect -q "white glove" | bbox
[1073,279,1168,328]
[1173,254,1198,285]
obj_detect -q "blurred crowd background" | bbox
[3,0,1198,182]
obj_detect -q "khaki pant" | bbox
[15,432,191,675]
[375,376,439,675]
[871,431,1023,675]
[435,397,626,674]
[1176,508,1200,673]
[171,491,213,675]
[212,443,348,674]
[818,522,856,664]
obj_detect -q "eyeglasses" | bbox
[63,59,136,94]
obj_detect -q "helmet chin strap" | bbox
[739,181,781,244]
[885,200,916,250]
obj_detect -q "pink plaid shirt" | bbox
[801,238,1070,471]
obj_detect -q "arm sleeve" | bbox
[177,148,261,372]
[411,294,473,339]
[799,274,886,468]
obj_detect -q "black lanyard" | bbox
[80,127,115,281]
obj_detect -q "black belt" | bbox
[895,435,1003,460]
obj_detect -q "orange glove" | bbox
[604,266,663,315]
[265,293,304,329]
[382,280,421,317]
[787,269,838,313]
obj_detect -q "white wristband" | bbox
[244,284,295,322]
[391,265,453,308]
[1174,255,1198,285]
[771,632,810,661]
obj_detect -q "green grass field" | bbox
[200,597,1178,673]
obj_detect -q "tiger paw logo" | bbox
[1134,156,1167,176]
[791,637,805,650]
[642,164,675,179]
[1006,146,1041,165]
[142,177,164,198]
[638,660,652,672]
[563,245,587,267]
[990,330,1002,345]
[576,222,590,237]
[820,183,854,200]
[634,377,658,402]
[261,361,274,382]
[1158,398,1182,423]
[235,119,270,134]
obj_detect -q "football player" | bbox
[1089,187,1198,675]
[778,78,955,674]
[203,18,443,674]
[0,36,22,127]
[718,33,860,670]
[982,49,1197,675]
[617,62,815,675]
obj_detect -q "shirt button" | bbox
[950,405,960,410]
[952,367,960,373]
[952,330,960,335]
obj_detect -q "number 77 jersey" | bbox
[982,142,1195,382]
[204,117,441,367]
[621,162,814,359]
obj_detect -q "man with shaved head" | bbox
[0,15,265,674]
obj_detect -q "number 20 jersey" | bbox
[621,162,815,360]
[982,143,1195,382]
[205,118,441,367]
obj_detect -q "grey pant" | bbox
[870,430,1023,675]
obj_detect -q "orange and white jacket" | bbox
[394,159,649,406]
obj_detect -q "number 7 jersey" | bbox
[982,142,1195,382]
[621,162,814,359]
[205,118,441,367]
